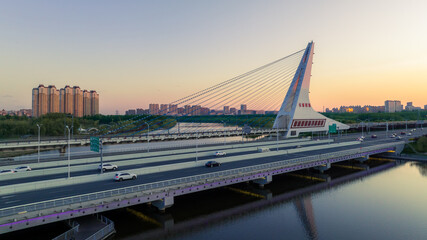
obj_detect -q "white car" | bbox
[0,169,15,174]
[214,151,227,157]
[98,163,118,171]
[357,137,364,142]
[15,166,32,172]
[114,172,137,181]
[408,132,412,136]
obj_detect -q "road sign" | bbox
[243,125,251,134]
[329,124,337,134]
[90,137,100,152]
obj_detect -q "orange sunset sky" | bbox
[1,0,426,114]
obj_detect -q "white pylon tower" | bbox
[273,41,349,137]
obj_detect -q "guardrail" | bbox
[85,214,115,240]
[0,142,402,219]
[52,220,80,240]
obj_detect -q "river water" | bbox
[103,160,427,240]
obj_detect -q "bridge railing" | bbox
[52,220,80,240]
[0,142,402,218]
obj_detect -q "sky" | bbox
[1,0,426,114]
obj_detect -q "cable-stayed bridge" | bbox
[0,42,416,236]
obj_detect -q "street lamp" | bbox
[65,125,71,179]
[36,124,41,163]
[144,122,150,152]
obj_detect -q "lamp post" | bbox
[36,124,41,163]
[65,126,71,179]
[144,122,150,152]
[272,120,278,151]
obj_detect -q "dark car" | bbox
[205,161,221,168]
[371,135,377,138]
[400,132,406,135]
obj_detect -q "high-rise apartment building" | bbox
[160,104,168,115]
[32,84,48,117]
[385,100,402,113]
[32,85,99,117]
[83,90,91,116]
[223,106,230,114]
[149,104,159,115]
[168,104,178,115]
[90,91,99,115]
[240,104,247,114]
[47,85,59,113]
[63,85,74,114]
[73,86,83,117]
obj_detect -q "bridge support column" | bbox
[152,196,174,212]
[59,146,67,154]
[355,155,369,162]
[314,163,331,173]
[253,175,272,188]
[395,144,404,155]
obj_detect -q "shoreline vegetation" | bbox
[0,111,426,139]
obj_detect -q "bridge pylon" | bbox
[273,41,349,137]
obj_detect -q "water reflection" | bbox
[119,161,397,240]
[294,197,318,240]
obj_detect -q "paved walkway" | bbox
[74,215,107,240]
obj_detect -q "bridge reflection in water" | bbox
[119,161,397,240]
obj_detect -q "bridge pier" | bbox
[59,146,67,154]
[152,196,174,212]
[253,175,272,188]
[314,163,331,173]
[355,155,369,162]
[394,144,404,155]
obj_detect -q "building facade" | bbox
[385,100,403,113]
[32,85,99,117]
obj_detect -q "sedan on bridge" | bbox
[98,163,118,172]
[14,166,32,172]
[114,172,137,181]
[205,161,221,168]
[214,151,227,157]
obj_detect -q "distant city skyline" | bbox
[1,1,427,114]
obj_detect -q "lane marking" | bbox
[1,195,15,199]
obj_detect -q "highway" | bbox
[0,128,424,210]
[0,128,410,186]
[0,132,419,210]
